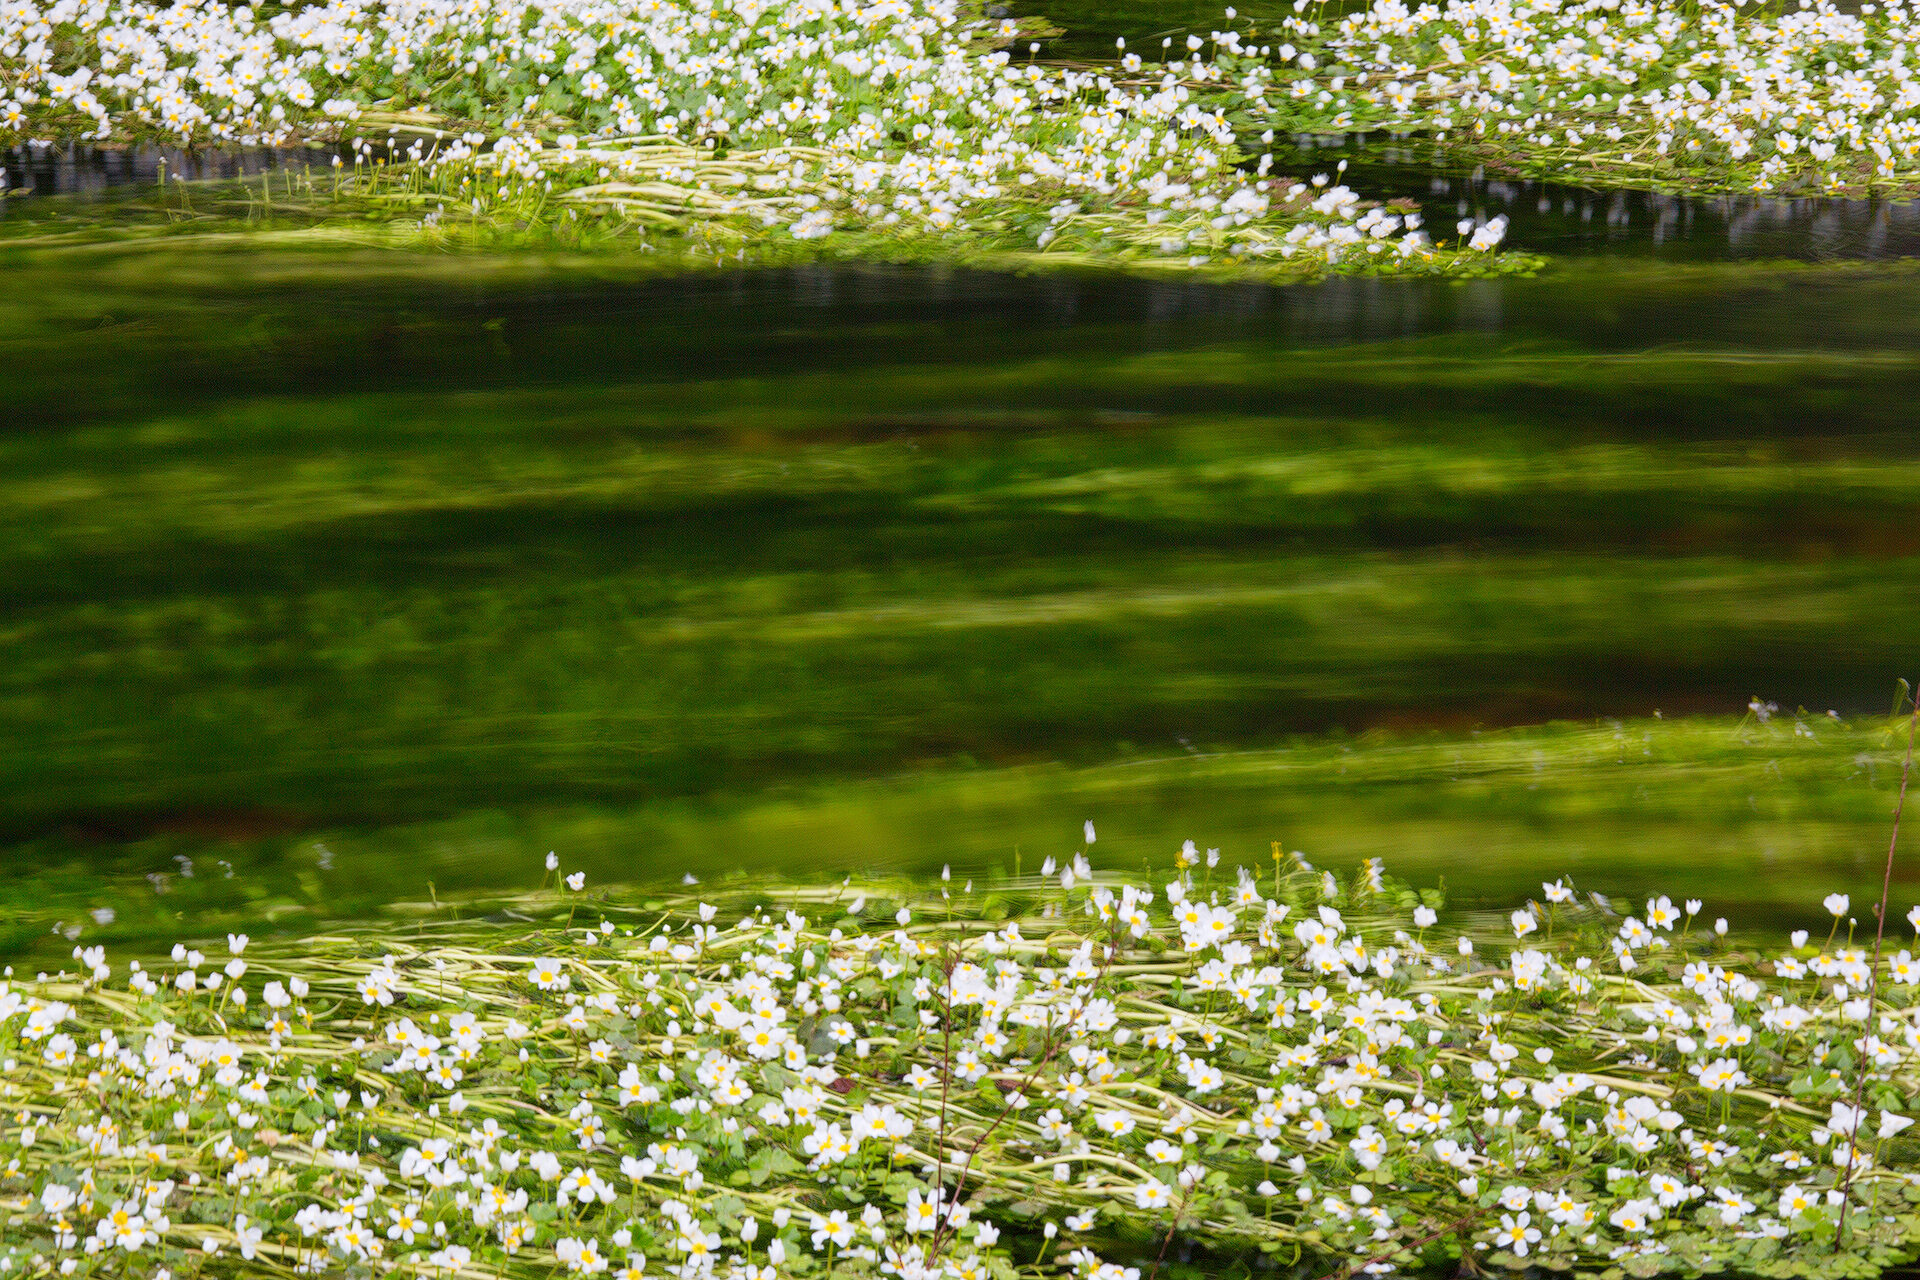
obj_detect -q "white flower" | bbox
[1825,894,1849,918]
[812,1210,856,1249]
[234,1214,264,1259]
[1608,1199,1655,1233]
[429,1245,472,1272]
[528,959,570,990]
[1711,1187,1754,1225]
[1829,1101,1867,1136]
[1694,1057,1748,1092]
[1492,1212,1540,1257]
[1132,1179,1172,1209]
[903,1188,944,1233]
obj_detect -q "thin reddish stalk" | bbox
[926,932,1119,1263]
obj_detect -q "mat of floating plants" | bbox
[11,0,1918,268]
[3,850,1919,1279]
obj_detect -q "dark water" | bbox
[1294,138,1920,261]
[1,142,342,200]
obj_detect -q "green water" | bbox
[4,243,1920,959]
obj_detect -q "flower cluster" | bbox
[1248,0,1920,194]
[3,850,1919,1280]
[8,0,1918,256]
[1,0,1509,267]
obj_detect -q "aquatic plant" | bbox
[1250,0,1920,196]
[4,840,1919,1279]
[3,0,1509,271]
[6,0,1920,267]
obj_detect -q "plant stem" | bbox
[1145,1181,1196,1280]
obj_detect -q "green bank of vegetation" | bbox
[12,0,1919,268]
[5,855,1920,1279]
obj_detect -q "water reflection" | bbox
[1295,137,1920,259]
[1,140,342,203]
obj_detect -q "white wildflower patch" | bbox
[0,851,1917,1279]
[0,0,1510,271]
[1259,0,1920,196]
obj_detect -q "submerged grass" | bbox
[5,314,1920,849]
[3,250,1920,960]
[3,849,1920,1280]
[6,708,1920,965]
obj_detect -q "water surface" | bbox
[4,238,1919,959]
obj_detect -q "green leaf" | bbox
[747,1146,804,1186]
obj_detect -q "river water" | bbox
[4,133,1919,958]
